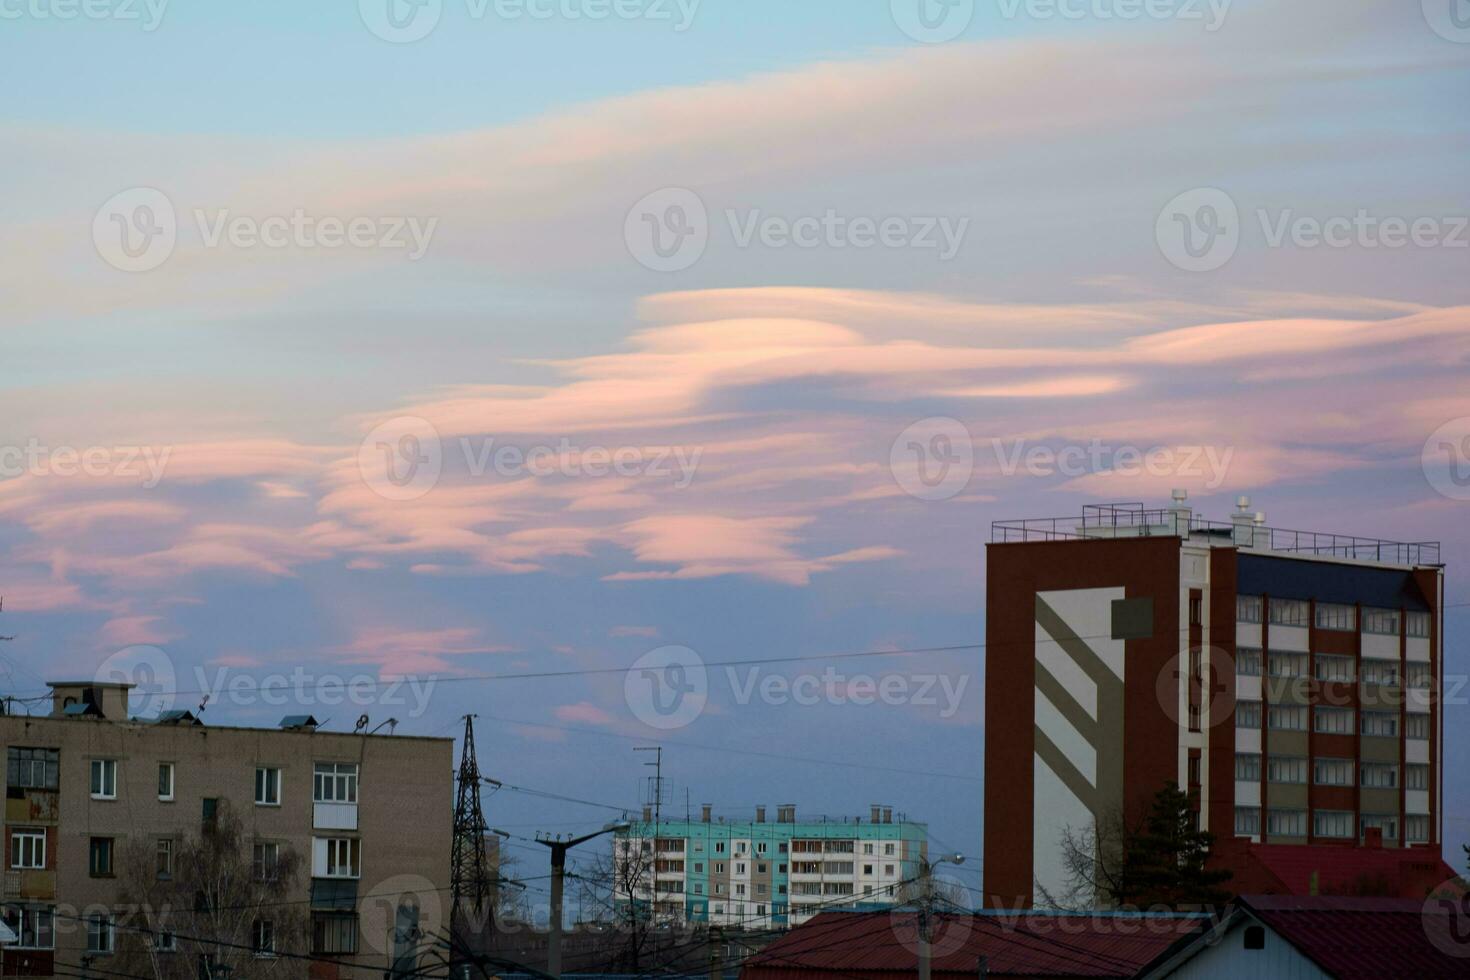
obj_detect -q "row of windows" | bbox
[1234,702,1429,737]
[7,749,360,807]
[1,904,355,956]
[1237,596,1430,636]
[674,859,900,878]
[1234,808,1428,843]
[637,837,899,858]
[1235,650,1432,686]
[1233,754,1428,789]
[9,831,358,883]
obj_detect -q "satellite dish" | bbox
[354,714,370,733]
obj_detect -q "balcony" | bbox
[313,802,358,831]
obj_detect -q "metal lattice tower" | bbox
[450,715,491,922]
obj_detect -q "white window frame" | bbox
[1268,598,1308,627]
[1267,755,1307,784]
[1313,706,1353,734]
[1236,595,1263,623]
[1406,712,1430,740]
[3,906,56,950]
[1360,762,1399,789]
[256,767,282,806]
[1362,607,1401,635]
[1267,651,1307,678]
[10,828,46,870]
[1406,611,1431,638]
[1234,806,1260,836]
[156,837,174,879]
[1314,603,1356,631]
[253,918,276,957]
[1266,808,1306,837]
[1360,658,1398,685]
[1313,757,1354,787]
[1235,700,1262,729]
[90,759,118,800]
[1406,764,1430,791]
[1405,814,1430,843]
[1235,753,1261,781]
[1267,704,1307,732]
[86,913,116,954]
[313,763,358,804]
[319,837,361,879]
[1314,655,1355,682]
[1360,814,1398,841]
[157,762,174,801]
[1361,711,1399,737]
[1313,810,1354,839]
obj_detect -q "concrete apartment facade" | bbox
[1,681,452,978]
[983,494,1445,908]
[615,804,927,931]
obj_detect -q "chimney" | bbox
[777,804,795,823]
[882,807,893,824]
[755,806,766,823]
[870,805,882,824]
[702,804,712,823]
[1364,827,1383,850]
[642,805,652,822]
[1169,488,1192,537]
[1252,510,1269,548]
[1232,495,1255,547]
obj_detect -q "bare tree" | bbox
[575,838,656,969]
[1034,808,1135,912]
[115,803,308,980]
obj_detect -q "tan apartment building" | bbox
[1,681,452,979]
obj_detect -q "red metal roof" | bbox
[1212,839,1456,899]
[739,910,1207,980]
[1239,894,1470,980]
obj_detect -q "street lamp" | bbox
[533,820,631,979]
[917,853,965,980]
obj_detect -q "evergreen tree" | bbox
[1119,781,1233,910]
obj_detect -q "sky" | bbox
[2,0,1470,905]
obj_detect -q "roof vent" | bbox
[155,710,202,727]
[279,714,320,732]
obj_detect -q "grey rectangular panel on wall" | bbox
[1111,597,1154,640]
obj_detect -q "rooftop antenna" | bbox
[0,597,13,642]
[195,693,210,716]
[353,714,370,734]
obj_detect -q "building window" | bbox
[1362,608,1401,635]
[1237,595,1263,623]
[1189,596,1203,626]
[757,842,767,854]
[158,763,175,801]
[884,864,895,875]
[1267,704,1306,732]
[86,914,116,954]
[1313,757,1354,786]
[1267,756,1307,784]
[884,843,895,856]
[1235,753,1261,781]
[90,759,118,799]
[316,838,360,879]
[312,913,359,954]
[1404,663,1432,689]
[2,905,56,950]
[1361,711,1398,738]
[1361,659,1398,685]
[693,862,703,873]
[1406,611,1430,638]
[1315,603,1356,631]
[202,797,219,828]
[1188,754,1202,786]
[89,837,114,877]
[1234,807,1260,836]
[736,862,746,874]
[1266,809,1306,837]
[7,748,60,791]
[154,931,177,952]
[1360,762,1399,789]
[1360,814,1398,841]
[1267,651,1307,678]
[1235,700,1262,729]
[253,918,275,957]
[157,838,174,879]
[1406,712,1430,740]
[255,768,281,806]
[1406,764,1430,791]
[10,829,45,870]
[715,842,726,854]
[1235,648,1262,676]
[1406,815,1430,843]
[1268,599,1308,627]
[1315,655,1354,682]
[1313,810,1354,839]
[313,763,358,803]
[1314,706,1353,734]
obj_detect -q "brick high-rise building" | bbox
[983,494,1448,908]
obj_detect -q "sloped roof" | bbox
[1236,553,1431,609]
[1220,839,1455,899]
[739,910,1207,980]
[1242,894,1470,979]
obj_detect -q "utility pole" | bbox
[634,745,663,958]
[535,822,629,979]
[707,925,724,980]
[917,853,965,980]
